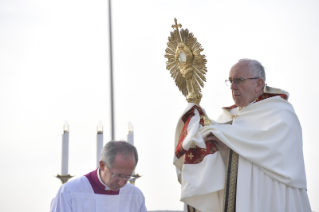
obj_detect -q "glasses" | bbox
[225,77,258,86]
[106,165,134,180]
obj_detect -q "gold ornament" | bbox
[164,18,207,105]
[56,174,73,184]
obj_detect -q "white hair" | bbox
[238,58,266,82]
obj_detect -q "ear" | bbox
[99,161,105,170]
[256,78,264,93]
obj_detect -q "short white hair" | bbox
[238,58,266,82]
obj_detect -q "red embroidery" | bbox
[175,105,218,164]
[255,93,288,102]
[175,111,193,159]
[184,140,218,164]
[175,106,198,159]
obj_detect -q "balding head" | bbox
[229,59,265,108]
[237,59,266,82]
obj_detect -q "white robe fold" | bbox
[174,95,311,212]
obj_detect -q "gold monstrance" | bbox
[164,18,207,105]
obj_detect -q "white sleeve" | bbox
[140,198,147,212]
[49,185,72,212]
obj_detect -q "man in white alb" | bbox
[174,59,312,212]
[50,141,147,212]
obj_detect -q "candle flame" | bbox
[63,121,69,133]
[97,120,103,133]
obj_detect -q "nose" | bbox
[117,178,128,187]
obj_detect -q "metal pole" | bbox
[108,0,115,140]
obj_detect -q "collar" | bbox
[84,168,120,195]
[97,168,110,190]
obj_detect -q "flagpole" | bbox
[108,0,115,140]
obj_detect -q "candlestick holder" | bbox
[129,173,141,185]
[56,174,74,184]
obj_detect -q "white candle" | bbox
[61,121,69,175]
[127,121,135,176]
[127,121,134,146]
[96,121,103,168]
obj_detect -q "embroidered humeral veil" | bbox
[174,86,311,212]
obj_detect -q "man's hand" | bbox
[205,132,229,151]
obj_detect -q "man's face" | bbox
[99,153,135,191]
[229,61,261,108]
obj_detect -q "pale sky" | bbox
[1,0,319,211]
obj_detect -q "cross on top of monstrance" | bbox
[164,18,208,106]
[172,18,182,42]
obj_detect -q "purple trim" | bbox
[84,169,120,195]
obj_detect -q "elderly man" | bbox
[50,141,147,212]
[173,59,311,212]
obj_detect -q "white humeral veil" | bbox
[174,104,225,212]
[174,86,311,212]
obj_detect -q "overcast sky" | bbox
[1,0,319,211]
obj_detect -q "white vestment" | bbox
[50,170,147,212]
[174,87,311,212]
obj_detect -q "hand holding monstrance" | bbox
[164,18,207,105]
[166,19,218,212]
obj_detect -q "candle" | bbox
[127,121,134,146]
[96,121,103,168]
[61,121,69,175]
[127,121,135,177]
